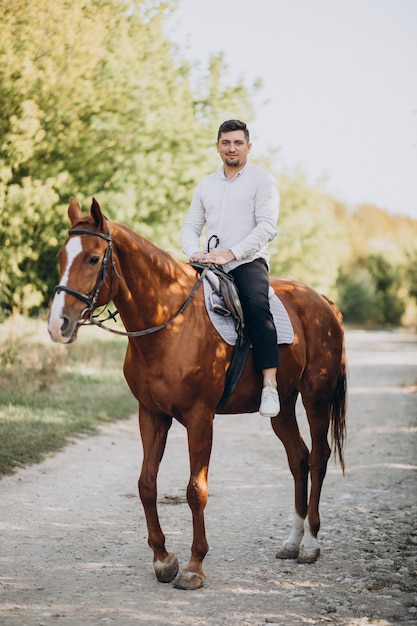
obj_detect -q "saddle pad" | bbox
[203,279,294,346]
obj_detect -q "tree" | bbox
[0,0,256,316]
[336,254,406,326]
[336,268,379,325]
[270,168,350,296]
[404,250,417,305]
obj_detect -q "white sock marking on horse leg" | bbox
[301,516,320,551]
[297,515,321,562]
[286,512,304,547]
[48,237,82,341]
[277,511,305,558]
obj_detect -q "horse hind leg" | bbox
[138,409,179,583]
[273,394,330,564]
[297,395,332,564]
[271,392,310,560]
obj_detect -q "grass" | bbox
[0,315,137,477]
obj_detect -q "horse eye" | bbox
[89,256,100,265]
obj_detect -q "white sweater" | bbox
[181,162,279,272]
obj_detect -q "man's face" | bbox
[216,130,251,168]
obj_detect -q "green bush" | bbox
[336,254,406,327]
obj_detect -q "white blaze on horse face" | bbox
[48,236,83,342]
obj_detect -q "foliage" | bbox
[336,268,378,325]
[336,254,406,327]
[1,1,417,328]
[269,168,350,296]
[0,0,255,316]
[404,249,417,304]
[349,204,417,264]
[332,205,417,326]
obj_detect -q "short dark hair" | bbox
[217,119,250,143]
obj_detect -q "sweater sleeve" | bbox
[181,183,206,258]
[230,171,279,261]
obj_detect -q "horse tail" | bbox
[331,350,347,473]
[323,295,348,474]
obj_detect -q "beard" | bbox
[225,156,240,167]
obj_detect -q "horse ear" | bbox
[91,197,104,231]
[68,197,82,223]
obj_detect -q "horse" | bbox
[48,197,347,590]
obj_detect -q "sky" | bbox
[165,0,417,219]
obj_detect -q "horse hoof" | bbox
[298,546,320,564]
[276,544,299,559]
[173,570,205,590]
[154,554,179,583]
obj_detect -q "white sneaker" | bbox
[259,386,280,417]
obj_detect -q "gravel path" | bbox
[0,330,416,626]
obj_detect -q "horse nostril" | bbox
[61,316,70,336]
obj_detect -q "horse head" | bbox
[48,198,116,344]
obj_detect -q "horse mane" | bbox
[106,220,192,290]
[69,210,187,281]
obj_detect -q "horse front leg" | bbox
[137,408,179,583]
[174,414,213,590]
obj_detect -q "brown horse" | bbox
[48,198,347,590]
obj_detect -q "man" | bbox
[181,119,280,417]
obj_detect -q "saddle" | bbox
[190,262,249,410]
[190,262,246,345]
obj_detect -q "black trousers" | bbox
[229,258,279,371]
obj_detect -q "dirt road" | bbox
[1,330,416,626]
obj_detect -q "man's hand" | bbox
[189,248,235,265]
[204,248,235,265]
[189,251,207,263]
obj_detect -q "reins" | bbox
[54,225,208,338]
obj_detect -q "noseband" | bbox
[54,226,208,337]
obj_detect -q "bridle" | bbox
[54,227,115,323]
[54,226,208,337]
